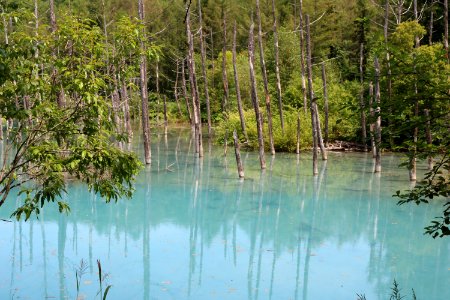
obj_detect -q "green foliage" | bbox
[0,13,142,219]
[215,109,313,152]
[396,153,450,238]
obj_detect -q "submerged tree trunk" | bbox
[384,0,394,149]
[299,0,307,114]
[233,130,244,178]
[256,0,275,155]
[181,59,193,127]
[410,0,420,181]
[315,106,328,160]
[321,62,329,148]
[248,22,266,170]
[305,15,318,175]
[272,0,284,132]
[155,61,160,124]
[163,95,168,138]
[121,81,133,143]
[174,60,183,118]
[232,21,248,143]
[369,81,376,158]
[222,10,229,115]
[359,43,367,151]
[198,0,212,137]
[425,108,433,169]
[296,111,301,154]
[186,7,203,157]
[374,58,381,173]
[138,0,151,165]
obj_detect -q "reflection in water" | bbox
[0,129,449,300]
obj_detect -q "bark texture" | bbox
[248,22,266,169]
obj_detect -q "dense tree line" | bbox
[0,0,448,234]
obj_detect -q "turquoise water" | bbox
[1,128,449,300]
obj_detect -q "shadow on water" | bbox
[0,128,449,299]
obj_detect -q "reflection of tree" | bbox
[3,130,450,299]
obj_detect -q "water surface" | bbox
[1,129,449,299]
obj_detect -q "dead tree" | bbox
[138,0,151,164]
[232,21,249,143]
[445,0,449,60]
[222,9,229,114]
[321,62,329,148]
[248,22,266,170]
[374,57,381,173]
[299,0,307,114]
[163,95,168,137]
[121,81,133,143]
[314,105,328,160]
[359,43,368,151]
[410,0,420,181]
[155,61,160,124]
[256,0,275,155]
[233,130,244,178]
[186,7,203,157]
[369,81,376,157]
[49,0,56,33]
[181,59,193,126]
[198,0,212,136]
[296,112,301,154]
[384,0,394,148]
[272,0,284,132]
[174,60,183,118]
[305,15,318,175]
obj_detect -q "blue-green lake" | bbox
[1,128,449,299]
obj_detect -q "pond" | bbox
[1,128,449,300]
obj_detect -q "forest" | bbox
[0,0,448,232]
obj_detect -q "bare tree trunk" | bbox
[410,0,420,181]
[174,60,183,118]
[369,81,376,157]
[374,57,381,173]
[233,21,249,144]
[425,108,433,169]
[222,10,229,114]
[163,95,168,128]
[49,0,56,33]
[296,111,301,154]
[256,0,275,155]
[314,106,327,160]
[186,7,203,157]
[248,22,266,170]
[210,30,215,90]
[34,0,39,34]
[321,62,329,148]
[396,0,404,23]
[444,0,448,60]
[111,70,121,135]
[305,15,318,175]
[121,81,133,143]
[181,59,193,127]
[155,61,160,124]
[384,0,394,148]
[198,0,212,137]
[1,5,8,45]
[299,0,307,114]
[359,43,367,151]
[429,8,434,45]
[138,0,151,165]
[272,0,284,133]
[233,130,244,178]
